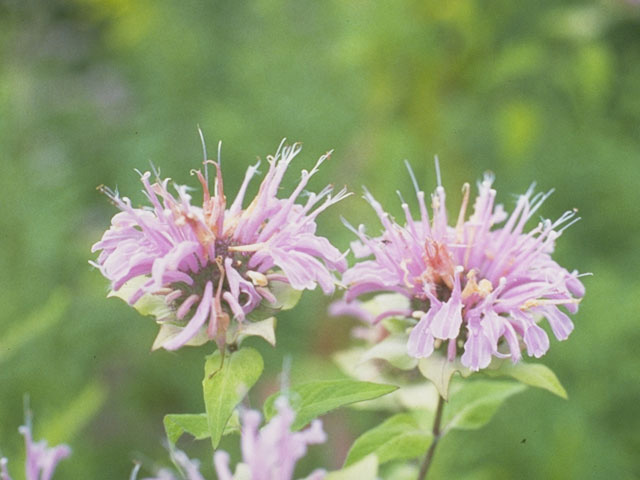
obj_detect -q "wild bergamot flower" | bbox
[333,161,585,371]
[92,142,348,351]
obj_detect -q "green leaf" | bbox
[268,279,303,310]
[164,411,240,445]
[42,380,107,444]
[246,279,303,322]
[325,455,378,480]
[264,379,398,430]
[203,347,263,448]
[164,414,209,445]
[417,353,472,400]
[361,335,417,371]
[151,323,209,351]
[443,380,526,433]
[109,277,172,319]
[485,361,568,399]
[0,289,70,364]
[384,464,419,480]
[236,317,277,347]
[344,413,433,467]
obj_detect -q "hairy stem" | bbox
[418,394,445,480]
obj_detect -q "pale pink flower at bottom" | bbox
[1,419,71,480]
[214,398,326,480]
[132,449,205,480]
[132,398,325,480]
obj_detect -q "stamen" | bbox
[455,182,471,240]
[404,160,421,195]
[197,125,209,183]
[434,155,442,187]
[228,242,267,253]
[520,297,582,310]
[247,270,269,287]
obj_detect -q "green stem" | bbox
[418,394,445,480]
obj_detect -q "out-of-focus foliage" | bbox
[0,0,638,478]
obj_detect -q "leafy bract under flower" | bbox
[334,163,586,371]
[92,142,348,351]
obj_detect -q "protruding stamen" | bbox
[197,125,209,183]
[455,182,471,240]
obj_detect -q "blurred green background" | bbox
[1,0,639,478]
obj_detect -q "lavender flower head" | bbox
[333,161,585,371]
[132,398,325,480]
[1,417,71,480]
[214,397,327,480]
[92,141,348,350]
[131,450,205,480]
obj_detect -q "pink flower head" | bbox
[92,142,348,350]
[130,450,205,480]
[1,418,71,480]
[335,161,586,371]
[214,397,327,480]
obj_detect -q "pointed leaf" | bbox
[264,380,397,430]
[418,353,472,400]
[443,380,526,433]
[325,455,378,480]
[164,411,241,446]
[237,317,277,346]
[485,361,568,399]
[109,277,172,319]
[203,347,263,448]
[361,335,417,370]
[152,323,209,351]
[164,414,209,445]
[344,413,433,467]
[269,279,303,310]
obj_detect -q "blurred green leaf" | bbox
[325,454,378,480]
[264,379,398,430]
[42,380,107,445]
[203,347,263,448]
[164,413,209,445]
[418,353,472,400]
[485,361,568,399]
[361,334,417,371]
[344,412,433,467]
[246,280,303,322]
[164,411,240,445]
[108,277,171,320]
[236,317,277,347]
[443,380,526,433]
[0,289,70,364]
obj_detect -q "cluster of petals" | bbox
[134,398,326,480]
[1,418,71,480]
[334,163,585,371]
[214,397,327,480]
[92,142,348,350]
